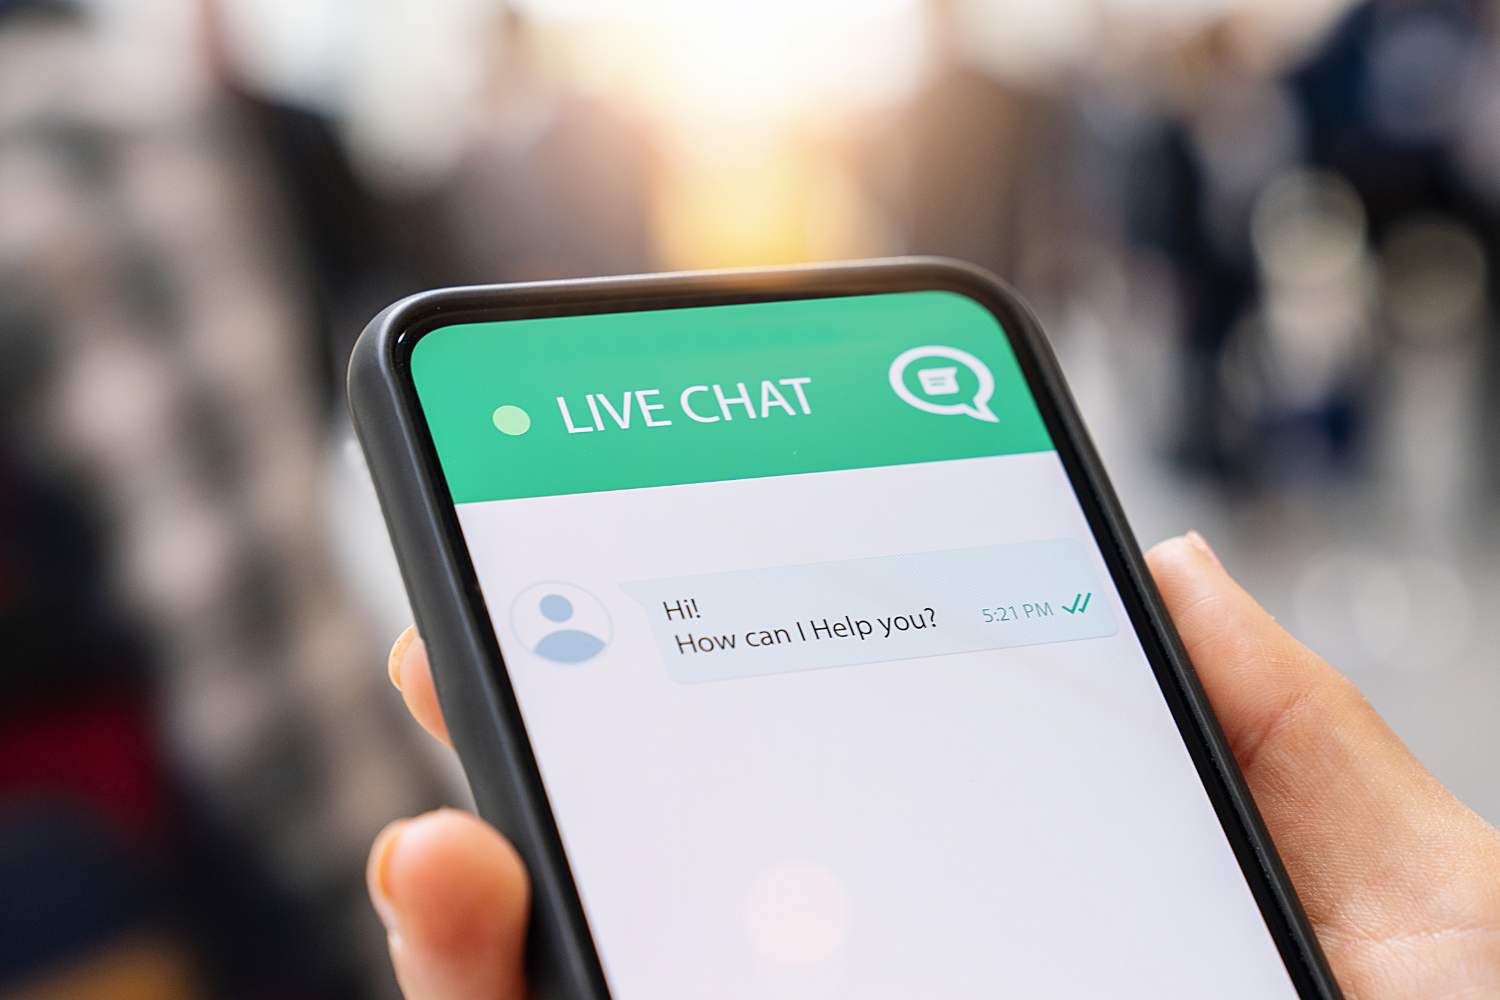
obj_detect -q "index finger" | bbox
[389,627,452,748]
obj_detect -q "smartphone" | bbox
[349,258,1341,1000]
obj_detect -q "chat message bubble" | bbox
[621,540,1118,684]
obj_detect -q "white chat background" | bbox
[453,451,1296,1000]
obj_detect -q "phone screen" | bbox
[409,290,1298,999]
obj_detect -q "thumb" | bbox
[1147,533,1500,997]
[368,809,531,1000]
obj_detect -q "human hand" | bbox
[1147,532,1500,996]
[367,628,530,1000]
[369,533,1500,1000]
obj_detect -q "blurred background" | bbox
[3,0,1499,996]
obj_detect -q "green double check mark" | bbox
[1063,592,1091,614]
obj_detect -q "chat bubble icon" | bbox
[889,345,999,422]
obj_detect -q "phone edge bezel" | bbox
[347,256,1344,1000]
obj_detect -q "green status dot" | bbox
[492,405,531,436]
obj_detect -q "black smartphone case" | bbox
[348,257,1344,1000]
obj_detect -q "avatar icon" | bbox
[510,582,612,664]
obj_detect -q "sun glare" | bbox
[511,0,924,269]
[520,0,925,127]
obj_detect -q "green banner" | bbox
[411,290,1053,503]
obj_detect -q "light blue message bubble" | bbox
[620,539,1118,684]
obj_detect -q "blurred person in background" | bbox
[229,4,653,384]
[1290,0,1500,515]
[1127,0,1500,494]
[0,1,450,997]
[1123,17,1328,480]
[865,0,1074,316]
[436,10,653,288]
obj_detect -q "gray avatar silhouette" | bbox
[534,594,605,663]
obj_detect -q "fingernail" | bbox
[369,819,409,945]
[388,627,418,690]
[1185,530,1224,571]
